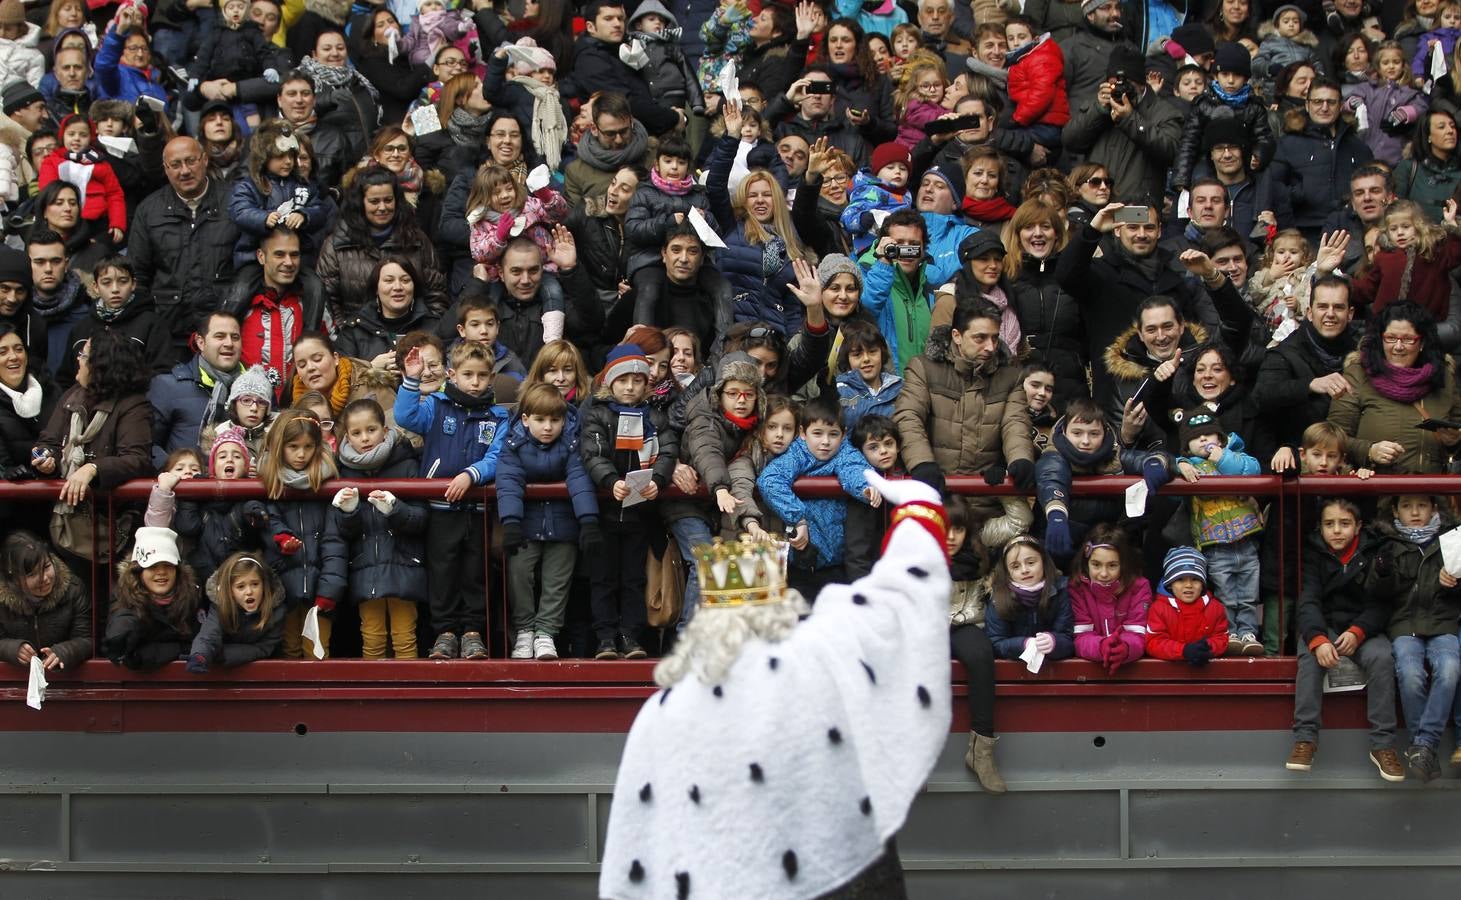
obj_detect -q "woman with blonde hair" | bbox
[707,104,816,337]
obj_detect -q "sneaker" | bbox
[595,639,620,660]
[1371,748,1406,782]
[1226,636,1244,657]
[510,632,534,660]
[534,633,558,660]
[428,632,458,660]
[460,631,488,660]
[1406,744,1442,782]
[1240,633,1265,657]
[1285,741,1316,772]
[621,635,648,660]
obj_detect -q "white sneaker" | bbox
[534,633,559,660]
[511,631,534,659]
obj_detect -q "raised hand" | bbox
[547,223,577,270]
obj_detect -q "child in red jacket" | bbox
[1003,17,1069,155]
[1146,546,1230,664]
[1071,524,1152,673]
[38,114,126,245]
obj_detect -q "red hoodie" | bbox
[1145,593,1229,661]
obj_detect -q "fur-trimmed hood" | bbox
[305,0,351,24]
[0,553,76,616]
[340,163,446,196]
[1256,22,1319,45]
[1102,320,1209,382]
[921,324,1015,371]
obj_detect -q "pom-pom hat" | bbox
[602,343,651,386]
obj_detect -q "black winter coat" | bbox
[55,297,175,389]
[103,569,203,671]
[316,223,448,321]
[1260,117,1373,230]
[173,498,271,579]
[623,181,713,276]
[348,43,431,126]
[128,177,240,324]
[0,553,91,670]
[579,395,678,525]
[1173,88,1275,191]
[335,299,439,365]
[333,440,428,604]
[487,266,605,366]
[1008,253,1086,407]
[189,602,285,667]
[188,20,284,82]
[567,204,627,311]
[565,36,679,135]
[1296,528,1389,646]
[1370,507,1461,640]
[263,498,348,609]
[1252,323,1359,452]
[626,266,734,362]
[736,36,811,103]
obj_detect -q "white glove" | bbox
[263,68,279,83]
[509,215,528,237]
[864,469,942,508]
[368,490,397,516]
[525,164,551,193]
[466,205,486,226]
[331,487,359,513]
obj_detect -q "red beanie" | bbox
[870,141,911,177]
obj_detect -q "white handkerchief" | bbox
[411,105,443,137]
[1019,640,1045,674]
[718,61,740,110]
[687,207,727,249]
[387,30,399,65]
[1125,480,1149,517]
[302,606,325,659]
[1433,40,1448,80]
[1176,190,1190,221]
[27,655,47,710]
[1355,104,1369,132]
[622,469,655,508]
[525,164,551,193]
[1441,526,1461,577]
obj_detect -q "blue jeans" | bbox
[1204,538,1260,638]
[1392,633,1461,749]
[667,515,713,628]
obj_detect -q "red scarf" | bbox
[961,195,1016,223]
[1337,533,1360,565]
[723,409,759,431]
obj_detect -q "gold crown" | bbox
[693,535,790,607]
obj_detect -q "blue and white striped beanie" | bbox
[1161,546,1207,593]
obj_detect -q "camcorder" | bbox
[882,244,923,260]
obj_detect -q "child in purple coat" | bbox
[1070,524,1153,674]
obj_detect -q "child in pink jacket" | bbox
[1071,525,1152,673]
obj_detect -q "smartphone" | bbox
[805,81,834,95]
[1129,378,1153,409]
[1416,418,1461,431]
[1114,205,1150,224]
[925,114,981,135]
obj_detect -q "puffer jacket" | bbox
[839,170,909,253]
[1174,86,1275,191]
[103,566,203,671]
[1007,34,1070,128]
[578,394,678,525]
[228,175,327,268]
[0,553,91,670]
[0,23,43,90]
[1252,29,1318,97]
[129,177,239,321]
[1098,320,1209,451]
[1071,575,1151,664]
[892,326,1035,477]
[632,21,704,112]
[983,577,1075,660]
[1328,352,1461,474]
[1145,591,1229,660]
[495,419,599,543]
[622,180,713,276]
[261,498,348,609]
[1296,528,1388,649]
[335,298,439,365]
[1008,253,1085,404]
[835,370,902,430]
[1370,503,1461,639]
[188,19,282,82]
[1035,415,1174,530]
[333,438,428,604]
[1261,114,1373,230]
[174,498,271,578]
[316,223,449,321]
[1343,78,1427,165]
[35,385,154,489]
[189,567,286,666]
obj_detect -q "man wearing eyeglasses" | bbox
[128,136,241,355]
[1258,77,1373,243]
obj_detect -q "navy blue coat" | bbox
[147,357,235,467]
[495,420,600,542]
[173,498,271,580]
[263,497,348,608]
[983,577,1076,661]
[333,440,429,604]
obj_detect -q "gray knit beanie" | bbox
[228,365,274,408]
[817,253,863,292]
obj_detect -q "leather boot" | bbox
[965,731,1007,793]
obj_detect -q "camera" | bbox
[882,243,923,260]
[1109,74,1136,105]
[805,81,835,95]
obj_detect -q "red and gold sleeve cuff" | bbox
[883,500,949,563]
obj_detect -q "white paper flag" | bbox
[1355,104,1369,132]
[1125,480,1149,517]
[687,206,728,249]
[1440,526,1461,576]
[26,655,47,710]
[302,606,326,659]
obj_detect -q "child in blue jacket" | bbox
[393,339,511,661]
[983,534,1075,662]
[497,383,602,661]
[756,400,873,601]
[839,141,912,254]
[833,318,903,431]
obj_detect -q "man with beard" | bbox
[1252,276,1360,458]
[1058,202,1252,406]
[129,137,240,356]
[274,72,349,188]
[1321,165,1395,274]
[1064,45,1182,204]
[1059,0,1131,112]
[26,230,85,374]
[147,310,245,465]
[564,93,651,208]
[769,68,870,169]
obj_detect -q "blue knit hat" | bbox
[1161,546,1207,593]
[602,343,650,386]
